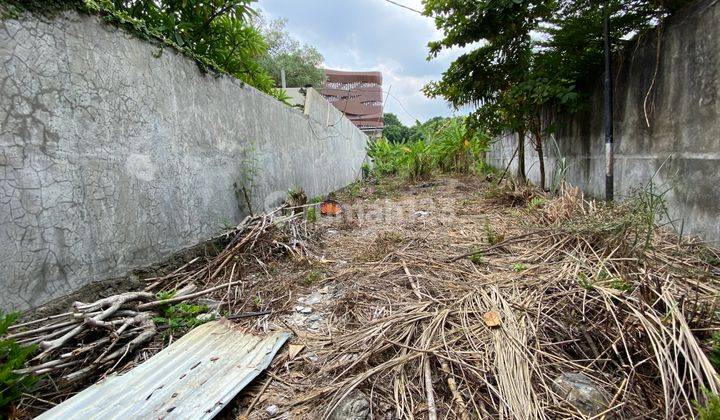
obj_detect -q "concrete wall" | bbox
[0,12,368,311]
[487,0,720,243]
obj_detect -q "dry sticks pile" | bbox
[292,182,720,419]
[6,209,311,390]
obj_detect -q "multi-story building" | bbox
[319,69,383,136]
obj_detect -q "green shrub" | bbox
[483,219,504,245]
[470,248,484,265]
[367,137,405,176]
[695,390,720,420]
[708,333,720,371]
[429,118,489,173]
[306,207,317,222]
[153,303,209,331]
[402,140,433,181]
[1,311,38,413]
[304,270,324,286]
[512,263,527,272]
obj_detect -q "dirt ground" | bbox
[226,174,498,419]
[16,173,720,419]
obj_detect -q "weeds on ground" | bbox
[402,140,433,181]
[366,117,489,181]
[306,207,317,222]
[343,182,363,200]
[525,179,675,260]
[475,161,498,179]
[156,290,176,300]
[153,303,210,331]
[484,219,504,245]
[695,390,720,420]
[700,248,720,266]
[470,247,484,265]
[708,333,720,371]
[372,177,403,199]
[304,270,325,286]
[1,311,38,414]
[578,272,594,290]
[527,196,546,210]
[608,278,632,292]
[512,263,527,272]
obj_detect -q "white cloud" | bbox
[259,0,472,125]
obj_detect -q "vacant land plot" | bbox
[12,175,720,419]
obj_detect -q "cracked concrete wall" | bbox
[487,0,720,243]
[0,12,368,311]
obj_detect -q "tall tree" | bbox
[383,113,413,143]
[254,16,326,88]
[108,0,281,98]
[423,0,689,185]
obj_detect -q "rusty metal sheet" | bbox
[36,321,290,420]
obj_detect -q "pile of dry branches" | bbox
[294,182,720,419]
[7,208,312,400]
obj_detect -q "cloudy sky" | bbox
[258,0,472,126]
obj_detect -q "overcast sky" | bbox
[258,0,472,126]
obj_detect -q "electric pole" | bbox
[603,1,614,202]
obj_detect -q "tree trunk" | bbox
[534,130,546,191]
[517,130,527,185]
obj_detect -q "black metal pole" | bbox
[603,2,614,202]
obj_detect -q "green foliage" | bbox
[423,0,690,183]
[369,116,489,181]
[429,118,489,173]
[3,0,84,18]
[367,137,405,176]
[9,0,287,100]
[153,303,209,331]
[627,180,672,252]
[578,272,594,290]
[0,311,38,413]
[155,290,176,301]
[306,206,317,223]
[694,390,720,420]
[402,140,433,181]
[709,333,720,371]
[512,263,527,272]
[527,196,546,210]
[383,113,413,144]
[304,270,324,286]
[609,278,631,292]
[470,248,484,265]
[361,163,371,179]
[700,248,720,267]
[254,15,325,88]
[484,219,504,246]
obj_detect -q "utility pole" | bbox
[603,1,614,202]
[280,68,286,89]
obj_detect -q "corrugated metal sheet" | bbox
[37,321,290,420]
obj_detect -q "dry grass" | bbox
[11,175,720,419]
[260,176,720,419]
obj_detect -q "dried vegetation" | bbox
[262,176,720,419]
[6,175,720,419]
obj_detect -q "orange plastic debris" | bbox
[320,199,343,216]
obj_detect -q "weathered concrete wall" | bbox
[487,0,720,242]
[0,12,368,311]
